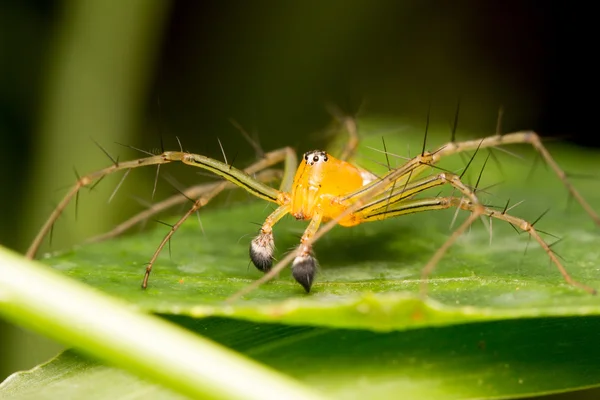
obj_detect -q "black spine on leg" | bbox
[292,255,317,293]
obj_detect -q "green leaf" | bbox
[40,118,600,331]
[0,352,187,400]
[4,316,600,399]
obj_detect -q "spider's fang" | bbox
[249,231,274,272]
[292,254,317,293]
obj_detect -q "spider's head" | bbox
[303,150,329,166]
[295,149,363,196]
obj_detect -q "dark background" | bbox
[0,0,597,391]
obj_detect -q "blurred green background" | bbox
[0,0,596,394]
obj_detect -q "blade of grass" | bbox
[0,245,324,400]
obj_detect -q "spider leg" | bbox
[248,147,302,273]
[142,181,230,288]
[430,131,600,225]
[292,212,323,292]
[326,106,360,162]
[87,152,289,243]
[87,179,232,244]
[87,169,282,243]
[180,152,287,203]
[360,196,596,295]
[27,152,181,259]
[353,141,597,295]
[249,204,290,273]
[246,208,326,294]
[355,171,464,217]
[337,115,360,162]
[27,147,297,259]
[143,147,299,288]
[355,154,594,294]
[347,131,598,226]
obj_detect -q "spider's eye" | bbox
[304,154,309,161]
[323,155,328,162]
[313,155,319,162]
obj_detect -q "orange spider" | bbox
[26,117,599,295]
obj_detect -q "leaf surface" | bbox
[40,118,600,331]
[3,316,600,399]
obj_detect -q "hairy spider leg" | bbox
[361,195,596,295]
[432,131,600,225]
[357,168,596,294]
[357,172,481,221]
[228,131,598,300]
[141,147,297,288]
[87,171,284,243]
[26,147,294,260]
[27,152,180,259]
[336,114,360,162]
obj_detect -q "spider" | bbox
[26,115,599,298]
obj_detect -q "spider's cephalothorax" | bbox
[290,150,364,221]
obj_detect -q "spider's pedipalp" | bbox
[249,231,275,272]
[292,252,317,293]
[249,204,290,274]
[290,211,323,292]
